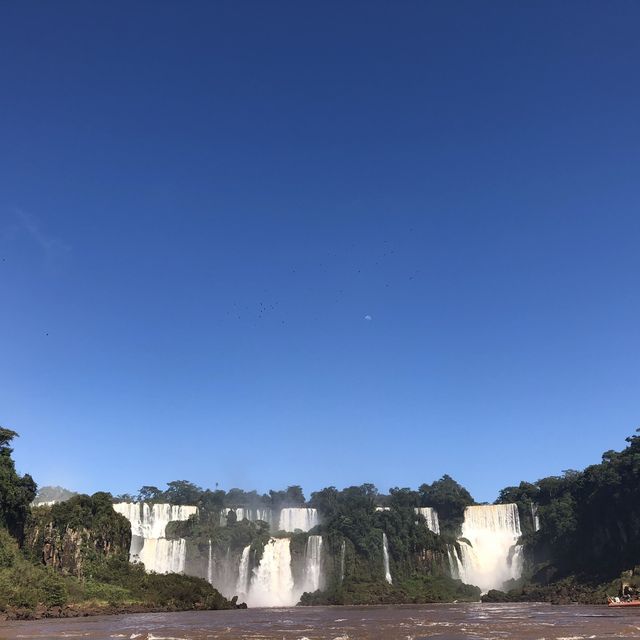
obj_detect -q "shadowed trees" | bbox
[0,428,37,542]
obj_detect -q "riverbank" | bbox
[0,599,247,621]
[482,576,617,605]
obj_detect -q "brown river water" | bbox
[1,603,640,640]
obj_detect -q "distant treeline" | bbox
[499,429,640,581]
[120,430,640,585]
[116,475,476,536]
[3,421,640,613]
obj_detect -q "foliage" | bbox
[163,480,203,506]
[198,489,226,520]
[168,511,270,556]
[510,429,640,582]
[481,576,616,605]
[31,492,129,536]
[269,485,306,508]
[137,485,163,502]
[0,527,236,616]
[300,574,480,605]
[128,482,307,515]
[10,421,640,611]
[308,483,453,597]
[496,481,539,535]
[0,432,238,616]
[84,554,235,609]
[25,492,131,578]
[419,475,475,535]
[0,428,37,541]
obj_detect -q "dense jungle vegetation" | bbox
[151,432,640,603]
[492,429,640,599]
[164,477,482,605]
[4,424,640,613]
[0,428,236,619]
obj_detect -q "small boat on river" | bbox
[608,597,640,607]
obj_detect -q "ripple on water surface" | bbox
[2,604,640,640]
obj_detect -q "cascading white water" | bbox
[300,535,323,594]
[509,544,524,575]
[456,504,523,593]
[219,507,318,533]
[340,539,346,583]
[220,507,274,527]
[278,508,319,532]
[245,538,296,607]
[113,500,325,607]
[236,545,251,600]
[114,503,197,540]
[414,507,441,534]
[205,545,241,599]
[531,503,540,532]
[382,533,392,584]
[233,536,325,605]
[138,537,187,574]
[447,544,464,580]
[113,502,197,572]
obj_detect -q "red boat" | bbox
[608,598,640,607]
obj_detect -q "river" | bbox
[1,603,639,639]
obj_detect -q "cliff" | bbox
[26,493,130,577]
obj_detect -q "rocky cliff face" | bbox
[26,493,131,578]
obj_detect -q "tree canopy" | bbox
[0,427,36,541]
[419,475,475,534]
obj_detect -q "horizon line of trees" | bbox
[6,423,640,595]
[111,474,477,522]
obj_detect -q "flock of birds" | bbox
[221,241,422,327]
[3,237,423,335]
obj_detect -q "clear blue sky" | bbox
[1,1,639,503]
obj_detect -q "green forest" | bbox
[2,425,640,618]
[0,428,237,620]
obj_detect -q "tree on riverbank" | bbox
[0,428,237,619]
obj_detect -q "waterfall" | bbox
[300,535,323,594]
[447,544,463,580]
[138,537,186,574]
[531,503,540,532]
[236,545,251,599]
[220,507,318,532]
[220,507,273,528]
[241,535,326,605]
[340,539,346,583]
[113,502,197,571]
[509,543,524,576]
[114,502,327,606]
[207,540,213,584]
[382,533,392,584]
[246,538,295,607]
[114,502,197,540]
[414,507,440,534]
[202,544,247,601]
[278,508,319,532]
[456,504,523,592]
